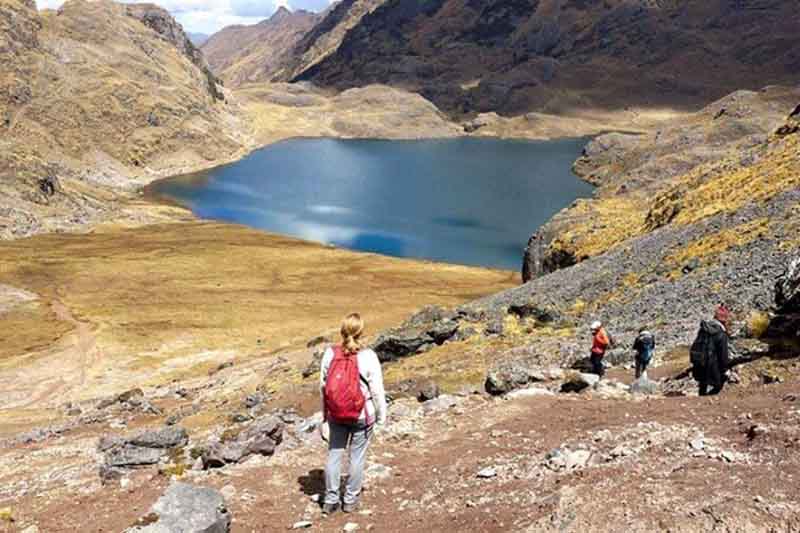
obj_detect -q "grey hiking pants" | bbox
[324,421,374,506]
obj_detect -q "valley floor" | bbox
[0,221,516,435]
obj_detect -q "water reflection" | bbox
[148,137,592,270]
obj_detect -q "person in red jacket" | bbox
[590,320,610,378]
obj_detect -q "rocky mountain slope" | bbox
[0,0,251,239]
[275,0,388,82]
[298,0,800,117]
[201,7,321,87]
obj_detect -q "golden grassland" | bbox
[0,221,516,414]
[546,133,800,265]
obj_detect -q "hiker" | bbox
[633,328,656,379]
[320,313,387,515]
[589,320,610,378]
[690,305,731,396]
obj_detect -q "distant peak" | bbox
[272,5,292,18]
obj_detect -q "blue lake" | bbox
[148,137,592,270]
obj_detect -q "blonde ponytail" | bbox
[341,313,365,354]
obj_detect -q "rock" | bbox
[560,373,599,393]
[629,376,659,396]
[0,507,13,523]
[564,450,591,469]
[127,427,189,449]
[101,426,188,470]
[483,315,504,336]
[292,521,313,529]
[506,387,555,399]
[202,416,283,469]
[371,306,459,361]
[720,450,735,463]
[364,463,393,482]
[546,448,591,470]
[507,303,559,323]
[476,467,497,479]
[689,437,705,451]
[421,395,458,415]
[243,393,266,409]
[118,388,145,403]
[21,526,39,533]
[416,381,440,402]
[484,347,561,395]
[125,482,231,532]
[302,345,327,378]
[746,425,768,440]
[220,484,236,500]
[775,257,800,313]
[343,523,360,532]
[105,445,165,468]
[307,335,330,348]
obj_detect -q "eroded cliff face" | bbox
[298,0,800,117]
[0,0,250,239]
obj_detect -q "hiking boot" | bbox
[322,503,339,515]
[342,502,358,514]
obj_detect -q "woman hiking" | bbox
[320,313,387,515]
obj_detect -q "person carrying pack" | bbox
[690,305,731,396]
[633,328,656,379]
[590,321,610,378]
[320,313,387,515]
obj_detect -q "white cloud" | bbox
[37,0,334,35]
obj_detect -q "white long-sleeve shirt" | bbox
[320,347,387,425]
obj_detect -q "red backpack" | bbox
[324,346,366,424]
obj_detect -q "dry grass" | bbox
[746,311,771,339]
[0,222,515,406]
[667,218,770,268]
[548,195,646,261]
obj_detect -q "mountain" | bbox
[275,0,388,81]
[201,7,321,86]
[0,0,249,238]
[187,31,209,46]
[296,0,800,117]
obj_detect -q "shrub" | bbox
[746,310,771,339]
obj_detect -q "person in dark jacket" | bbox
[633,329,656,379]
[693,306,731,396]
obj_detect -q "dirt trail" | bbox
[8,372,798,533]
[0,299,101,413]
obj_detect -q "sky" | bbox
[38,0,333,35]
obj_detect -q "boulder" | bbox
[100,426,188,470]
[125,482,231,533]
[545,448,592,471]
[372,306,460,361]
[507,303,559,323]
[420,395,458,415]
[775,257,800,313]
[127,427,189,449]
[416,381,440,402]
[202,416,283,469]
[560,373,599,393]
[629,376,659,396]
[506,387,556,399]
[105,445,164,468]
[485,347,563,395]
[766,256,800,341]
